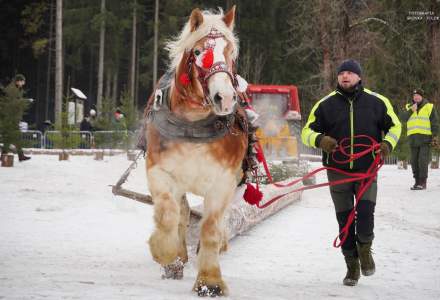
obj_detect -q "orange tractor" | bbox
[247,84,302,161]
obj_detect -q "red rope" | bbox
[244,135,384,248]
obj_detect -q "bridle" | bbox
[179,27,238,109]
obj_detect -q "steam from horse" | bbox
[144,6,248,296]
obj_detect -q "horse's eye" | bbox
[194,49,201,56]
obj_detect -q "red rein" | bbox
[243,135,384,248]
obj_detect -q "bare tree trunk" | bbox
[88,48,94,108]
[318,0,332,91]
[45,0,54,121]
[105,69,111,101]
[55,0,63,125]
[153,0,159,86]
[135,44,140,109]
[340,0,351,59]
[112,70,118,107]
[428,0,440,104]
[129,0,137,103]
[97,0,106,114]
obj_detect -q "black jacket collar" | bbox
[336,81,364,101]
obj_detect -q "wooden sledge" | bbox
[111,151,305,247]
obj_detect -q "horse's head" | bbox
[167,7,238,117]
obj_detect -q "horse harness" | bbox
[137,71,249,151]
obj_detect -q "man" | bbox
[0,74,31,161]
[112,109,127,131]
[80,115,93,132]
[400,89,439,190]
[301,59,401,286]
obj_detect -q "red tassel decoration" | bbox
[243,182,263,206]
[256,145,264,163]
[202,48,214,69]
[179,73,191,86]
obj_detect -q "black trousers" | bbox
[327,170,377,257]
[410,144,431,180]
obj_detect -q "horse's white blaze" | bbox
[207,38,235,116]
[212,38,227,63]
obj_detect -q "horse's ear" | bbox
[189,8,204,32]
[223,5,236,30]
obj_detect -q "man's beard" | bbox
[340,82,357,92]
[339,80,361,94]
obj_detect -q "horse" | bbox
[144,6,248,297]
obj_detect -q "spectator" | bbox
[0,74,31,161]
[400,88,439,190]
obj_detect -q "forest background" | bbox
[0,0,439,136]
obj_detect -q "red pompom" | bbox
[243,183,263,206]
[202,48,214,69]
[179,73,191,86]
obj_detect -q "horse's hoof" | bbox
[193,279,228,297]
[161,257,184,280]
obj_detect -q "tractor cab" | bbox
[246,84,301,161]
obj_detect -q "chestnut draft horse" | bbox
[145,6,247,297]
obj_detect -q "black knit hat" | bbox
[337,59,362,76]
[413,88,424,97]
[14,74,26,81]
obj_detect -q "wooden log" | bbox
[127,151,137,161]
[1,153,14,167]
[94,151,104,160]
[58,151,69,161]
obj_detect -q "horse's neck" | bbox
[170,87,212,122]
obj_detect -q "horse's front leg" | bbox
[162,194,190,280]
[193,187,233,297]
[148,169,182,268]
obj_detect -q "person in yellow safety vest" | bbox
[400,89,439,190]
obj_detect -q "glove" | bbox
[319,135,338,153]
[376,141,391,157]
[432,136,439,148]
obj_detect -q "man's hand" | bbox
[411,103,417,113]
[319,135,338,153]
[431,136,439,148]
[376,141,391,157]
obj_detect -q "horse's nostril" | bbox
[214,93,223,103]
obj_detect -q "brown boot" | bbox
[357,242,375,276]
[419,178,427,189]
[343,255,360,286]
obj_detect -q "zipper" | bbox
[349,98,354,169]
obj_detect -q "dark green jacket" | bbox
[1,82,28,118]
[400,99,439,147]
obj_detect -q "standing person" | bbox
[112,109,127,131]
[0,74,31,161]
[301,59,401,286]
[80,115,93,131]
[400,89,439,190]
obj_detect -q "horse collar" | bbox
[147,86,237,143]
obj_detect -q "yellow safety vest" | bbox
[406,103,434,136]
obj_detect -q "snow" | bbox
[1,154,440,299]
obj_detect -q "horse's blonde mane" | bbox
[165,8,239,70]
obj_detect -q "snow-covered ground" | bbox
[1,154,439,299]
